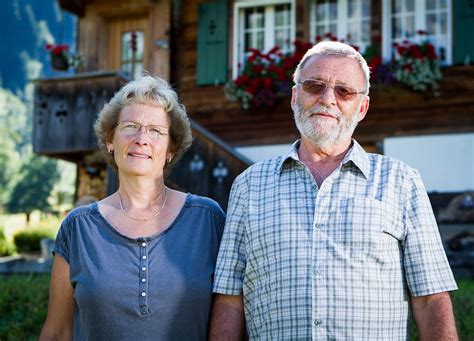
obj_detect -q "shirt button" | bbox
[142,255,147,260]
[142,242,147,247]
[141,292,146,297]
[314,319,322,326]
[142,266,147,271]
[314,223,322,229]
[142,278,146,283]
[314,269,321,275]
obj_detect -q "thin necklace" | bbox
[118,187,168,222]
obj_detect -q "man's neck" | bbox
[297,137,352,186]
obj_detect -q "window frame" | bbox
[309,0,372,55]
[120,30,145,79]
[232,0,296,79]
[381,0,453,65]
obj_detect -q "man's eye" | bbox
[335,86,352,96]
[305,81,325,93]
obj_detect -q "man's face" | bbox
[291,55,369,150]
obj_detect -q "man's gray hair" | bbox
[293,41,371,95]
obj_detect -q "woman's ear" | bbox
[106,141,113,154]
[166,152,174,163]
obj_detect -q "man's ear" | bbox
[357,96,370,122]
[291,85,297,111]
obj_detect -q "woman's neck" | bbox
[117,175,166,209]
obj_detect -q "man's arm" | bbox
[411,291,458,341]
[209,294,245,341]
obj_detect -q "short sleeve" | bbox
[211,201,226,243]
[402,169,457,296]
[213,175,249,295]
[52,216,72,264]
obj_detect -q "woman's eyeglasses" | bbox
[297,79,366,101]
[116,121,169,139]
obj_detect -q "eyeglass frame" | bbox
[296,78,367,101]
[115,121,169,139]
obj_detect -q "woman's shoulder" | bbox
[185,194,225,218]
[62,203,100,226]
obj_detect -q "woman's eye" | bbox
[149,128,161,136]
[123,123,138,130]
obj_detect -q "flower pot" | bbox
[51,53,69,71]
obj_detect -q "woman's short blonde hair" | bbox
[94,75,193,175]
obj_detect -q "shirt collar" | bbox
[276,139,370,179]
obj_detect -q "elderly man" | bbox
[210,41,458,340]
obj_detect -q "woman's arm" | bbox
[39,255,75,341]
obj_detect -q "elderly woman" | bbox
[40,76,225,340]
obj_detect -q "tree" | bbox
[0,133,20,211]
[6,155,60,223]
[0,88,26,210]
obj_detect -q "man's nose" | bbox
[318,86,337,106]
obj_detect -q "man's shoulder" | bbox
[365,152,419,178]
[237,156,283,179]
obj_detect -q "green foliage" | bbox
[452,280,474,339]
[0,226,12,256]
[0,88,28,211]
[0,274,50,340]
[13,228,55,253]
[0,88,30,152]
[6,155,60,217]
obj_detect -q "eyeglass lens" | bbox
[301,80,358,101]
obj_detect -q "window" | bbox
[382,0,452,64]
[309,0,371,54]
[233,1,295,78]
[120,30,144,79]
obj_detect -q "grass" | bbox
[0,274,51,340]
[0,275,472,340]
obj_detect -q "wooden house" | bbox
[34,0,474,212]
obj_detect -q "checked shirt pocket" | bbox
[336,198,388,257]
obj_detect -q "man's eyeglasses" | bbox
[116,121,169,139]
[297,79,366,101]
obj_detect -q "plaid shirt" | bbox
[213,140,457,340]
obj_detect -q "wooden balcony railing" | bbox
[33,71,131,161]
[167,121,253,210]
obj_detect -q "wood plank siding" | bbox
[174,0,474,149]
[33,71,130,160]
[77,0,171,80]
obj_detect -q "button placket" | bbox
[138,239,149,315]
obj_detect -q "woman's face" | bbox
[107,103,173,179]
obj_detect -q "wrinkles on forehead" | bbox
[300,55,366,91]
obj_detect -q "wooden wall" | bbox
[175,0,474,149]
[358,66,474,146]
[78,0,171,80]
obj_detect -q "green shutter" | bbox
[453,1,474,64]
[197,1,228,85]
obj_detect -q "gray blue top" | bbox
[53,193,225,341]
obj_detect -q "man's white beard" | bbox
[292,97,360,150]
